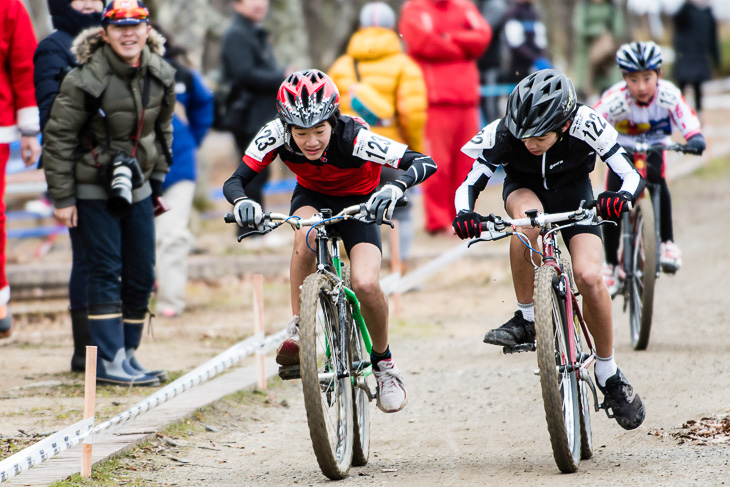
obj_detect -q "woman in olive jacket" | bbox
[42,0,175,386]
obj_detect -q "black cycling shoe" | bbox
[483,311,535,347]
[597,368,646,430]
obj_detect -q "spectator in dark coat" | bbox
[34,0,104,133]
[672,0,720,114]
[33,0,103,371]
[477,0,508,123]
[503,0,550,82]
[219,0,289,209]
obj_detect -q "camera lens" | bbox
[108,164,134,216]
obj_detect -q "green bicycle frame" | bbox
[334,257,373,355]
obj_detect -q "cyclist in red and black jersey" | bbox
[452,69,646,431]
[223,70,437,413]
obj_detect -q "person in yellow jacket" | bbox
[328,1,427,271]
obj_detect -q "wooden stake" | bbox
[253,274,267,390]
[390,221,402,317]
[81,345,97,478]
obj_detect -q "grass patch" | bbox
[693,157,730,180]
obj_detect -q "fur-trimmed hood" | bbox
[71,26,166,65]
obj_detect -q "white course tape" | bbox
[0,417,94,483]
[0,329,287,483]
[92,329,287,435]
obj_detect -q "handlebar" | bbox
[467,200,609,246]
[622,141,693,156]
[224,196,408,241]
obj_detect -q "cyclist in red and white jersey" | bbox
[223,70,437,413]
[593,41,706,290]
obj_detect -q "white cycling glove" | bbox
[233,198,263,228]
[366,183,404,225]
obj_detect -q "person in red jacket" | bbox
[0,0,41,338]
[399,0,491,234]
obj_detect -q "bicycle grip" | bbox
[395,196,409,208]
[224,213,236,224]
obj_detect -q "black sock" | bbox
[371,345,391,371]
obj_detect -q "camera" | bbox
[106,151,145,216]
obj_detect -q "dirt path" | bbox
[98,160,730,486]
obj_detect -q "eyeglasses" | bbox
[104,6,149,21]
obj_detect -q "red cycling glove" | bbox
[452,211,483,239]
[596,191,630,221]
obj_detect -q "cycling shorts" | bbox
[289,184,382,255]
[502,174,601,246]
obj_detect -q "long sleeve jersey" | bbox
[223,115,437,203]
[455,105,644,213]
[593,79,702,148]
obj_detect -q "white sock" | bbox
[595,352,618,387]
[517,302,534,322]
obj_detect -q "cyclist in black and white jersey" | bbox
[452,69,646,430]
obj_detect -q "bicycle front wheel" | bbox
[561,260,593,460]
[299,273,354,479]
[628,198,656,350]
[343,266,371,467]
[534,265,581,473]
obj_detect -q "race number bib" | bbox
[461,119,500,159]
[246,119,286,162]
[570,106,617,155]
[352,130,407,168]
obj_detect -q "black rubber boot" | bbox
[70,308,93,372]
[124,310,169,382]
[89,303,159,387]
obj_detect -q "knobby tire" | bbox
[299,273,354,479]
[343,266,371,466]
[629,198,656,350]
[534,265,581,473]
[561,260,593,460]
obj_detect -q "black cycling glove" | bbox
[452,210,482,239]
[685,134,706,155]
[596,191,630,221]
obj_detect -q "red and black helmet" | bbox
[276,70,340,128]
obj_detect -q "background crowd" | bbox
[0,0,725,383]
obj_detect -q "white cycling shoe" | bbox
[602,263,620,296]
[374,358,408,413]
[660,241,682,274]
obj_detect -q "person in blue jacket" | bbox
[33,0,104,372]
[154,26,214,318]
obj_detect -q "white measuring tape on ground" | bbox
[0,417,94,483]
[0,330,287,484]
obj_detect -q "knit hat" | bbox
[359,2,396,29]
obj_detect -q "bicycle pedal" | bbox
[598,401,615,419]
[278,364,301,381]
[502,342,536,354]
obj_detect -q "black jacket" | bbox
[672,3,720,84]
[34,0,102,132]
[220,14,284,136]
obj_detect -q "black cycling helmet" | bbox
[616,41,662,73]
[505,69,577,139]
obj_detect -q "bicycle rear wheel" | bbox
[343,266,371,467]
[299,273,354,479]
[534,265,581,473]
[628,198,656,350]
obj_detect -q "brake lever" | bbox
[595,219,618,228]
[236,226,273,242]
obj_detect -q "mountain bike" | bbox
[225,200,404,479]
[466,202,611,473]
[614,141,694,350]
